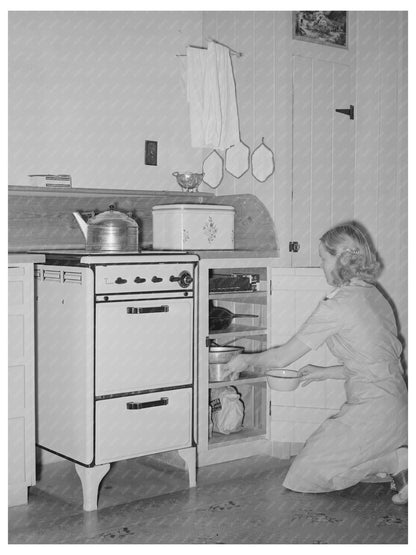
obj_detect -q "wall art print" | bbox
[293,11,348,49]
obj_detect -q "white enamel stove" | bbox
[35,250,199,510]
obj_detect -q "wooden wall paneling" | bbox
[396,12,408,364]
[354,12,381,239]
[252,12,276,215]
[216,11,238,195]
[274,12,293,266]
[332,61,355,227]
[9,12,203,190]
[377,13,400,308]
[202,10,217,42]
[292,55,313,266]
[233,12,255,196]
[310,59,333,265]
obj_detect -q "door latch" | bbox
[289,241,300,253]
[335,104,354,120]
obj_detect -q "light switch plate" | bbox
[145,140,158,166]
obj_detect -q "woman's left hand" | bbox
[298,364,328,387]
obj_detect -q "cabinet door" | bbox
[8,264,36,506]
[291,55,355,266]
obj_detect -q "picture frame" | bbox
[293,11,348,49]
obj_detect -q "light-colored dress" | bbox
[283,278,408,493]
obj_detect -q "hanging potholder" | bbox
[202,150,224,189]
[225,140,250,179]
[251,138,275,182]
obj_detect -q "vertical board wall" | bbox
[8,12,204,191]
[203,10,407,361]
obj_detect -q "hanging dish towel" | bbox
[186,41,240,151]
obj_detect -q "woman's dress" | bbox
[282,279,408,493]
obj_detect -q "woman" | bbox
[225,222,408,504]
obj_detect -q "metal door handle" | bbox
[126,305,169,314]
[335,105,354,120]
[138,305,169,314]
[126,397,169,410]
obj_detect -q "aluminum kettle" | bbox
[73,205,139,252]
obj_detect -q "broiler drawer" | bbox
[95,388,192,464]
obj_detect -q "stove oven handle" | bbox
[126,397,169,410]
[126,305,169,314]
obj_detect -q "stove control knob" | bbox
[170,271,193,288]
[151,276,163,283]
[115,277,127,284]
[134,277,146,283]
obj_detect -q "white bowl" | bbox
[266,368,300,391]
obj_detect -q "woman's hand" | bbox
[298,364,328,387]
[222,353,254,377]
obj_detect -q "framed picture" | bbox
[293,11,348,49]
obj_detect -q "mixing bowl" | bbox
[266,368,300,391]
[172,172,204,192]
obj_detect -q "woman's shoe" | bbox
[391,469,408,505]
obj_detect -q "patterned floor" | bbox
[9,454,407,544]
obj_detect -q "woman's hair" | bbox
[320,221,381,285]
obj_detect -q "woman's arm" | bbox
[252,336,311,369]
[224,336,311,375]
[298,364,345,387]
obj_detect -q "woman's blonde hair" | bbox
[320,222,381,285]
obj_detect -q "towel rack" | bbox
[176,38,243,58]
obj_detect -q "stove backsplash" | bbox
[8,187,278,255]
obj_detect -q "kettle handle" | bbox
[82,210,96,219]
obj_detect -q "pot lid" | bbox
[90,205,138,227]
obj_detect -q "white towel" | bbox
[186,42,240,150]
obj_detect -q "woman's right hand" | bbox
[298,364,328,387]
[222,353,253,377]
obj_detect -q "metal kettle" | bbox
[72,205,139,252]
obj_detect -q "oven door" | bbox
[95,296,193,396]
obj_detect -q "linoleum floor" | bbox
[8,454,408,544]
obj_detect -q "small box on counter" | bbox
[28,174,72,187]
[152,203,235,250]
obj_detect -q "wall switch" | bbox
[145,140,158,166]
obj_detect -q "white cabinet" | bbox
[196,258,276,466]
[269,268,346,458]
[8,259,41,506]
[196,262,347,465]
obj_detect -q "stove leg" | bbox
[75,463,111,511]
[178,447,196,488]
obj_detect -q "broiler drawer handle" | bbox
[126,397,169,410]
